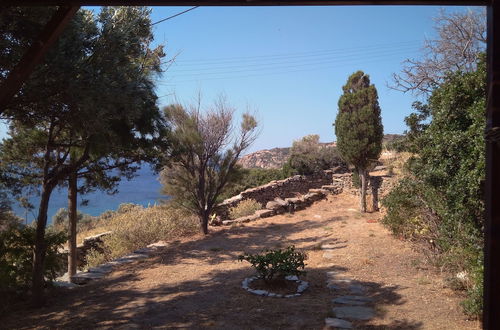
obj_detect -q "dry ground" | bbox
[2,193,480,329]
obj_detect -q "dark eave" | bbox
[2,0,491,6]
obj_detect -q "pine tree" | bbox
[334,71,383,212]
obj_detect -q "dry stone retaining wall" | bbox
[216,168,346,220]
[59,231,111,272]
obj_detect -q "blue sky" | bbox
[0,5,484,153]
[149,5,482,153]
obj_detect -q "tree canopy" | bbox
[0,7,167,304]
[160,98,258,234]
[334,71,383,212]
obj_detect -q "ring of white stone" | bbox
[241,275,309,298]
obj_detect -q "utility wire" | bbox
[151,7,199,26]
[156,51,415,84]
[166,46,419,73]
[158,48,417,78]
[168,40,419,65]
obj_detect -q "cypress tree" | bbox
[334,71,383,212]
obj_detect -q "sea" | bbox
[11,166,167,224]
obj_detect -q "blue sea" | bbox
[11,166,167,224]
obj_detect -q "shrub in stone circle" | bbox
[239,246,307,283]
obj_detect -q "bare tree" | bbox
[160,97,258,234]
[391,8,486,95]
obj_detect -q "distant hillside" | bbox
[382,134,404,145]
[238,142,336,169]
[239,134,402,170]
[238,147,290,169]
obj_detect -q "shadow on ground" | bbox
[2,212,421,329]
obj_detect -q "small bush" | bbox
[86,204,198,268]
[0,225,66,290]
[228,199,261,219]
[239,246,307,282]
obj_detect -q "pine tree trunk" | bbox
[359,168,367,213]
[371,176,379,212]
[68,171,78,279]
[32,183,53,307]
[200,211,209,235]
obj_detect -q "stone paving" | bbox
[321,243,375,329]
[55,241,168,286]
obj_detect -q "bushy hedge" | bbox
[382,60,485,317]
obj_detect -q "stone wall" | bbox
[335,172,395,198]
[59,231,111,272]
[216,167,346,220]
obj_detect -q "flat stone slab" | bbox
[326,271,342,277]
[53,281,79,288]
[88,265,114,274]
[323,252,335,259]
[147,241,168,248]
[71,271,105,284]
[333,306,375,321]
[340,295,373,302]
[329,279,352,286]
[134,247,155,254]
[321,244,339,250]
[325,318,353,329]
[333,296,370,305]
[349,284,367,295]
[255,209,274,218]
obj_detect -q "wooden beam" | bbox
[0,6,79,113]
[1,0,490,6]
[485,0,500,328]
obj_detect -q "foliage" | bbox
[160,98,258,234]
[0,225,66,290]
[285,135,344,175]
[391,8,486,95]
[51,208,99,234]
[334,71,383,212]
[239,246,307,283]
[382,59,486,317]
[85,204,198,268]
[0,7,167,303]
[228,199,262,219]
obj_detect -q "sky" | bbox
[147,5,482,153]
[0,5,484,154]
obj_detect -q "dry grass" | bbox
[380,151,413,176]
[86,205,198,268]
[228,199,262,219]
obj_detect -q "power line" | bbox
[158,48,417,79]
[166,46,419,73]
[151,7,199,26]
[164,40,420,65]
[156,51,415,84]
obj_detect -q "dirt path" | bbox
[3,193,480,329]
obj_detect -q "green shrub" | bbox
[286,135,344,175]
[51,207,100,234]
[239,246,307,282]
[86,204,198,268]
[0,225,66,290]
[228,199,261,219]
[382,60,485,318]
[351,170,361,189]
